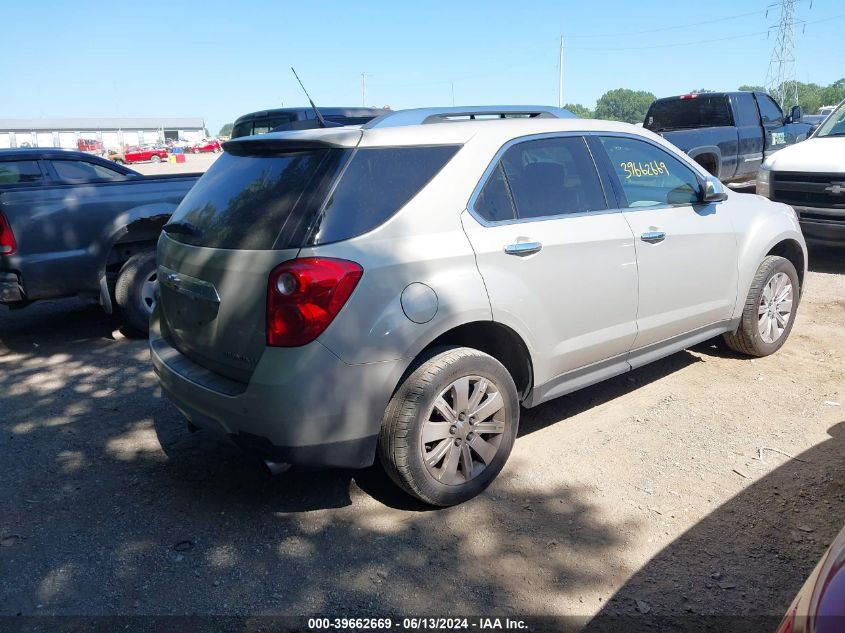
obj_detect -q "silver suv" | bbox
[151,106,807,506]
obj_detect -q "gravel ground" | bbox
[0,246,842,626]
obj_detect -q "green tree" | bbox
[738,84,765,92]
[218,123,234,138]
[563,103,594,118]
[594,88,656,123]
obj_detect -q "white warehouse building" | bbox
[0,117,207,151]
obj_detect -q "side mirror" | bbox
[700,175,727,203]
[787,105,802,123]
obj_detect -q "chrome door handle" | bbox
[640,231,666,244]
[504,242,543,256]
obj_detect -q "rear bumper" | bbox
[149,313,403,469]
[792,205,845,245]
[0,273,24,303]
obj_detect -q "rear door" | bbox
[592,135,738,359]
[731,92,764,178]
[462,134,639,392]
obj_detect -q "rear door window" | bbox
[51,160,126,182]
[756,94,784,125]
[308,145,460,244]
[0,160,44,185]
[168,150,348,250]
[498,136,607,219]
[475,163,516,222]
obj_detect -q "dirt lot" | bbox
[129,151,220,176]
[0,247,843,627]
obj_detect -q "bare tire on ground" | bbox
[115,250,158,334]
[723,255,799,357]
[378,346,519,506]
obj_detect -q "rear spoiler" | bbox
[223,129,362,156]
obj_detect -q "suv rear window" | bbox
[644,95,732,132]
[168,150,347,250]
[167,144,459,250]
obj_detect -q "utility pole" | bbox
[361,72,371,107]
[451,81,455,106]
[765,0,799,108]
[558,36,564,108]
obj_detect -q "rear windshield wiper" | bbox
[162,221,202,237]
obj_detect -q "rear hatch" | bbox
[157,133,359,382]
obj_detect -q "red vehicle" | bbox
[775,523,845,633]
[121,146,168,164]
[77,138,103,154]
[187,139,222,154]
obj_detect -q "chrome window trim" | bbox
[467,130,709,228]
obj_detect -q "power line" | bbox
[565,12,844,52]
[766,0,800,107]
[563,7,770,38]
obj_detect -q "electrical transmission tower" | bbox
[765,0,799,108]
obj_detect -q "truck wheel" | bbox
[723,255,799,357]
[150,155,162,163]
[378,347,519,506]
[115,250,158,334]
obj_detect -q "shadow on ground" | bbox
[0,302,636,617]
[583,421,845,631]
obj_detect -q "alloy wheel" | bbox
[758,272,793,344]
[140,270,158,314]
[420,375,507,486]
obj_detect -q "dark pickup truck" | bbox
[643,91,813,184]
[0,148,199,331]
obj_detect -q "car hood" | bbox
[764,136,845,173]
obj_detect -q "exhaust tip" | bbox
[263,460,292,476]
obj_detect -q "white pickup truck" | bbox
[757,99,845,246]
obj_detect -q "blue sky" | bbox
[2,0,843,134]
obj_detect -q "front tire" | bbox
[378,347,519,506]
[723,255,799,357]
[115,250,158,334]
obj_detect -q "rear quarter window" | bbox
[307,145,460,245]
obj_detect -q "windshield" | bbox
[814,102,845,138]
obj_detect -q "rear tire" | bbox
[378,346,519,506]
[723,255,799,357]
[150,155,161,163]
[115,250,158,334]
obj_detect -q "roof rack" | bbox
[363,105,575,129]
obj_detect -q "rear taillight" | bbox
[266,257,363,347]
[0,213,16,256]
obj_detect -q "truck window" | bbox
[644,95,732,132]
[51,160,125,182]
[598,136,700,208]
[0,160,44,185]
[732,92,760,127]
[756,95,783,125]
